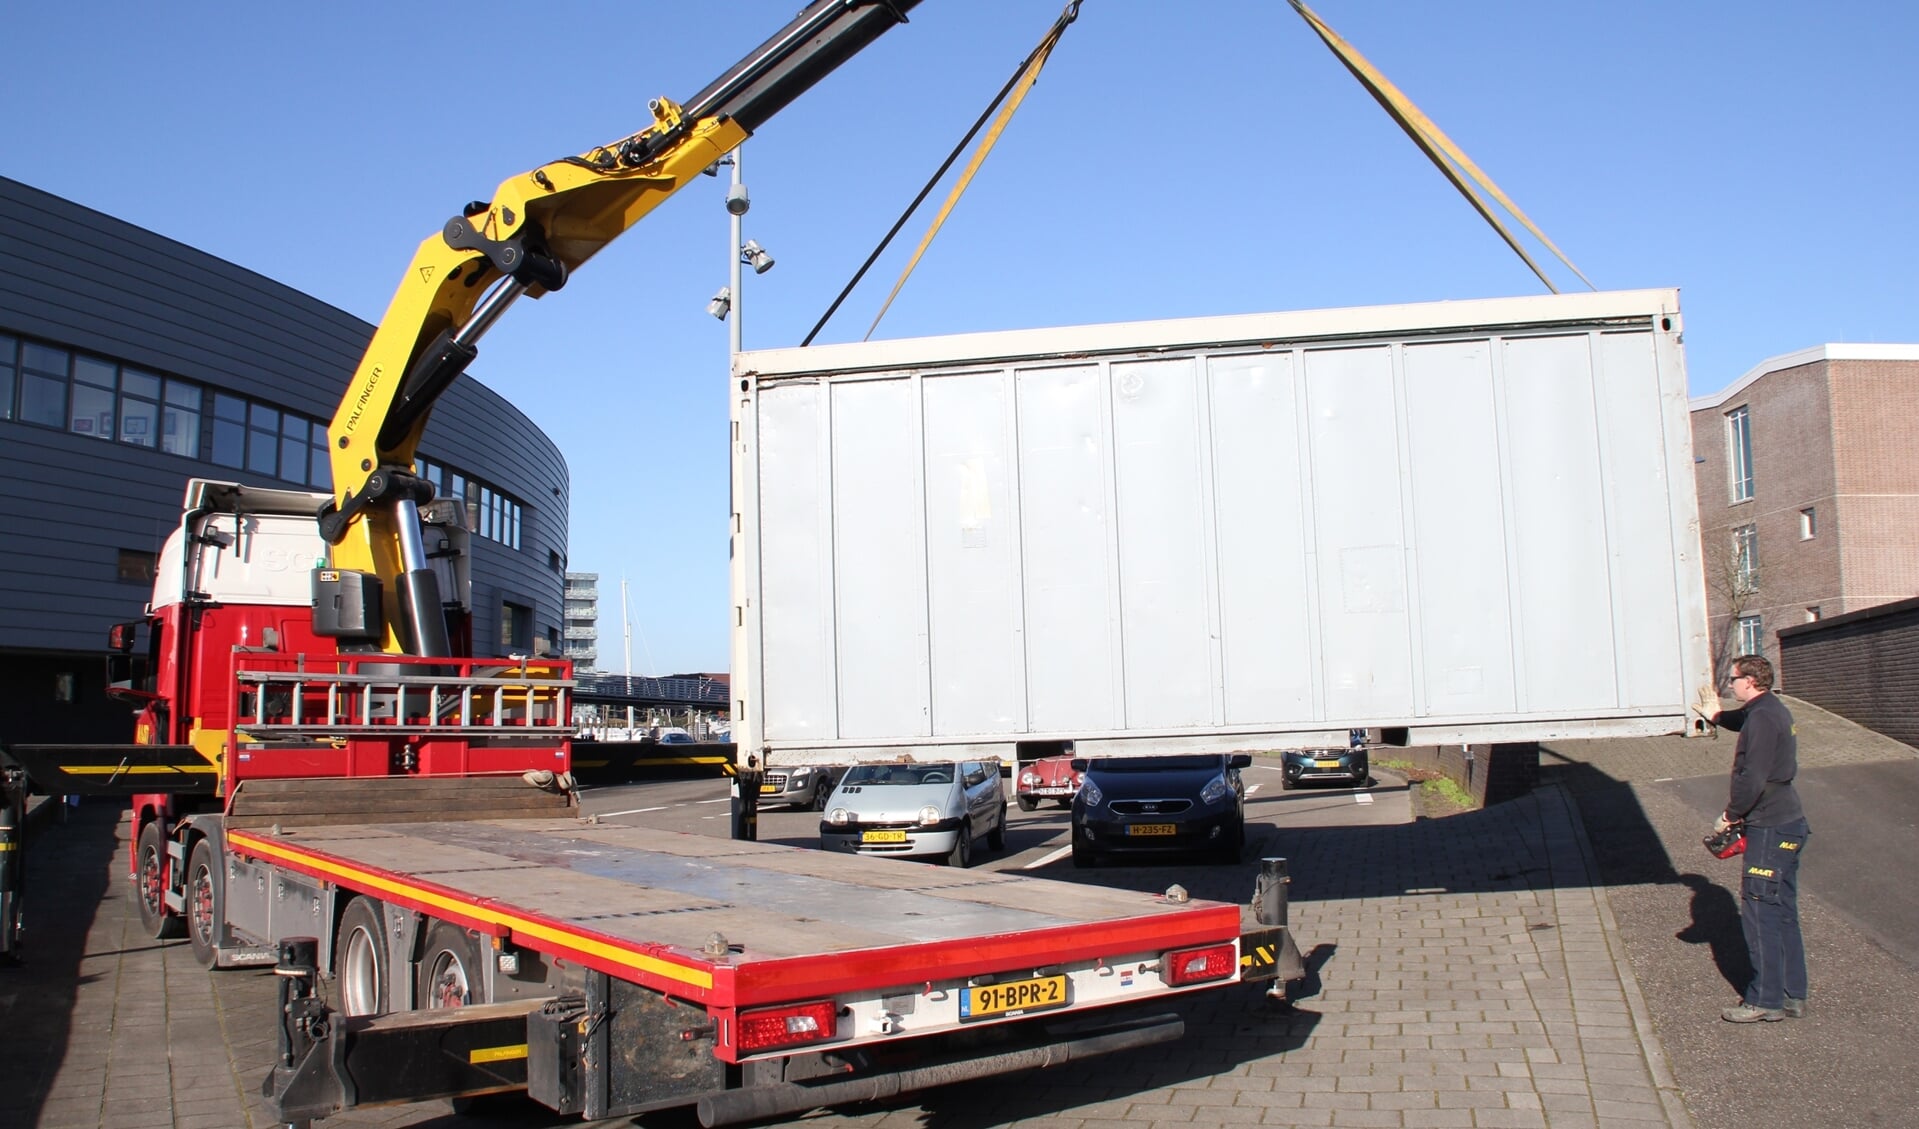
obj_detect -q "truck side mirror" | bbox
[107,621,139,653]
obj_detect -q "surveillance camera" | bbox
[706,287,731,320]
[725,183,750,216]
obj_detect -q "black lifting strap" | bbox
[801,0,1084,347]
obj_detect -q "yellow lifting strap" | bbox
[1289,0,1593,294]
[863,3,1082,341]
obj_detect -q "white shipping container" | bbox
[729,290,1710,765]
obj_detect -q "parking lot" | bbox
[1,761,1693,1129]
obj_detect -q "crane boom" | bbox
[319,0,923,656]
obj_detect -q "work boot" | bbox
[1783,996,1807,1019]
[1722,1002,1786,1023]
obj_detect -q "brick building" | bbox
[1689,344,1919,681]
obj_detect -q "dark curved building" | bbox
[0,176,569,746]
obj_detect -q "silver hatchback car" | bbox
[819,760,1006,866]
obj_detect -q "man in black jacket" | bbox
[1696,654,1810,1023]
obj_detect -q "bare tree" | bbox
[1707,525,1761,683]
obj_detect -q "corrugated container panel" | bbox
[735,290,1711,762]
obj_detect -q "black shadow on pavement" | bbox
[1673,872,1753,994]
[0,799,123,1129]
[1539,749,1755,991]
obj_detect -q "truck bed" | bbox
[225,816,1243,1009]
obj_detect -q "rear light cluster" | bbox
[737,999,839,1051]
[1162,943,1238,987]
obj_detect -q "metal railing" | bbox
[230,652,574,738]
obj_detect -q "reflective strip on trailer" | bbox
[225,829,715,992]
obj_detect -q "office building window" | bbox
[164,379,202,458]
[5,334,206,458]
[309,424,330,490]
[280,415,310,484]
[210,391,327,486]
[19,341,69,427]
[1799,506,1816,539]
[501,601,533,652]
[1727,405,1754,503]
[1737,614,1763,658]
[212,393,248,468]
[117,548,157,583]
[1732,524,1759,593]
[3,328,529,548]
[0,333,15,420]
[70,354,117,440]
[246,403,279,476]
[119,367,162,447]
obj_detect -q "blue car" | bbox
[1070,754,1250,867]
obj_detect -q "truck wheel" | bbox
[135,822,183,939]
[419,919,484,1009]
[986,804,1006,851]
[945,823,974,868]
[335,897,389,1016]
[185,839,223,969]
[1016,795,1038,812]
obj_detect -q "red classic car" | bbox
[1015,755,1083,811]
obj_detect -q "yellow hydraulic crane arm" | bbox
[317,0,924,658]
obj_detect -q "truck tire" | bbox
[419,919,484,1009]
[184,839,223,969]
[945,823,974,868]
[135,821,183,939]
[335,896,389,1016]
[1016,795,1038,812]
[986,804,1006,851]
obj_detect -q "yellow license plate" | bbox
[960,975,1068,1020]
[1314,759,1342,768]
[1126,824,1176,837]
[758,783,778,793]
[861,829,909,843]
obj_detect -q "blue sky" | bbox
[6,1,1915,673]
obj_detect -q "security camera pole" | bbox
[727,147,747,356]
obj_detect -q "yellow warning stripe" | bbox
[226,830,712,991]
[469,1043,528,1065]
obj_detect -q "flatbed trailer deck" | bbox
[227,793,1295,1125]
[230,816,1244,1026]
